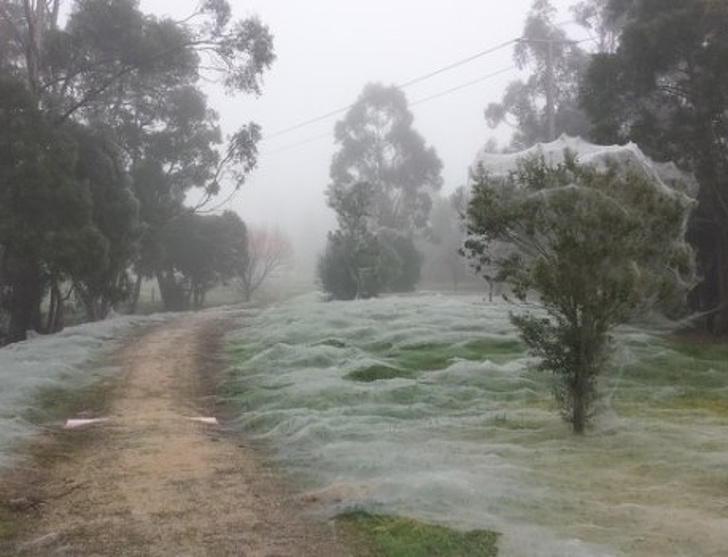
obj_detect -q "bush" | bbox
[378,229,422,293]
[318,230,382,300]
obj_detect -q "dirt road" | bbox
[17,310,351,556]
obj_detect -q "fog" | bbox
[142,0,588,274]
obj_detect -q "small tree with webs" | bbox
[462,150,696,433]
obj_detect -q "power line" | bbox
[261,65,519,157]
[410,66,516,107]
[262,131,332,156]
[261,38,517,142]
[258,34,592,153]
[397,39,518,89]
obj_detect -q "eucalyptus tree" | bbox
[322,83,442,297]
[0,73,104,342]
[485,0,591,149]
[69,123,140,322]
[580,0,728,334]
[0,0,275,325]
[329,83,443,233]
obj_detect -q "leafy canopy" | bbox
[329,83,442,232]
[463,149,696,431]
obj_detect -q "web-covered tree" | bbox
[463,150,696,433]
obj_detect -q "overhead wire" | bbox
[409,66,516,107]
[261,38,518,142]
[260,65,519,157]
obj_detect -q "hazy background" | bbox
[140,0,588,272]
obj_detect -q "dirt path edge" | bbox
[8,309,352,557]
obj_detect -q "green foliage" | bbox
[157,210,247,310]
[0,0,274,337]
[0,73,106,341]
[463,152,696,432]
[68,123,140,320]
[319,182,424,299]
[378,229,422,293]
[345,365,413,382]
[329,83,443,232]
[335,512,499,557]
[485,0,591,148]
[321,83,441,299]
[318,229,382,301]
[579,0,728,334]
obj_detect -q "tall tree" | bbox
[322,83,442,298]
[0,0,275,333]
[69,123,139,321]
[0,73,102,342]
[485,0,591,149]
[580,0,728,334]
[329,83,443,232]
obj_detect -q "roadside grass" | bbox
[0,375,118,551]
[335,512,499,557]
[21,376,114,425]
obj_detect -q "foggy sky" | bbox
[140,0,588,268]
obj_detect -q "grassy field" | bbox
[223,292,728,557]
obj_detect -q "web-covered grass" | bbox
[0,313,170,469]
[224,292,728,557]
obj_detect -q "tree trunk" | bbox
[572,370,587,435]
[45,278,65,333]
[156,269,190,311]
[6,256,43,343]
[128,273,143,314]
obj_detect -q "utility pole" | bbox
[545,38,556,142]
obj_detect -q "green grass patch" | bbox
[393,343,455,371]
[345,365,414,382]
[461,338,525,359]
[383,338,526,373]
[342,337,528,381]
[335,512,499,557]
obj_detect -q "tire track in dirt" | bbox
[18,310,351,556]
